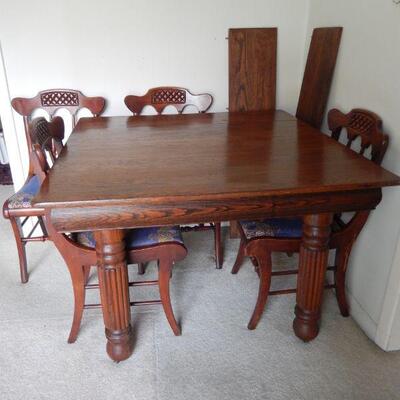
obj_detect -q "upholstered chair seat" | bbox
[240,218,303,240]
[6,176,41,209]
[76,226,184,248]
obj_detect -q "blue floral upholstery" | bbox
[6,175,41,209]
[76,226,184,249]
[240,217,303,239]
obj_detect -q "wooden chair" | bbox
[231,109,389,329]
[124,86,212,115]
[2,117,65,283]
[71,228,187,341]
[124,87,223,269]
[22,119,187,342]
[8,89,106,282]
[11,88,106,154]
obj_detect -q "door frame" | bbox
[0,42,25,189]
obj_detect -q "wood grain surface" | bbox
[34,111,399,209]
[229,28,277,112]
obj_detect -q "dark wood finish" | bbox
[11,88,106,153]
[296,27,342,129]
[43,213,96,344]
[32,111,400,359]
[125,87,221,268]
[124,87,212,115]
[231,108,390,329]
[94,229,133,362]
[2,117,64,283]
[228,28,277,237]
[7,89,105,282]
[127,242,187,336]
[35,112,397,213]
[245,239,272,330]
[228,28,277,112]
[328,108,388,163]
[30,117,65,163]
[44,213,188,346]
[26,136,187,347]
[294,213,333,340]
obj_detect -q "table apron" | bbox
[48,188,382,233]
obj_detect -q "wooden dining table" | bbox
[33,110,400,362]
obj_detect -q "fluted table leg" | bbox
[293,213,332,342]
[94,230,134,362]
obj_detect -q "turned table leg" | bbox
[293,213,332,342]
[94,230,134,362]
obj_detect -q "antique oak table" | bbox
[33,111,400,362]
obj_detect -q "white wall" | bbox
[307,0,400,350]
[0,0,310,188]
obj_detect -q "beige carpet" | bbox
[1,185,400,400]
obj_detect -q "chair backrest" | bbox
[30,143,49,183]
[12,89,106,150]
[30,116,65,164]
[328,108,388,165]
[124,87,213,115]
[296,27,342,129]
[28,117,65,181]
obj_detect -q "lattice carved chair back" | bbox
[11,89,106,151]
[328,108,389,231]
[328,108,388,165]
[29,116,65,166]
[124,87,213,115]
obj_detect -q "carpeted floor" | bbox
[1,185,400,400]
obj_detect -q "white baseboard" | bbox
[347,289,379,345]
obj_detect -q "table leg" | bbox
[94,229,134,362]
[293,213,332,341]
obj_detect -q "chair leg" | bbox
[247,251,272,330]
[158,259,181,336]
[334,243,353,317]
[231,239,246,274]
[67,265,86,343]
[250,257,259,269]
[214,222,223,269]
[9,217,29,284]
[138,263,146,275]
[37,216,48,237]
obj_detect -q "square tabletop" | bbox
[34,110,400,210]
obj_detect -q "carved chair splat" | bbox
[12,88,106,153]
[124,86,213,115]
